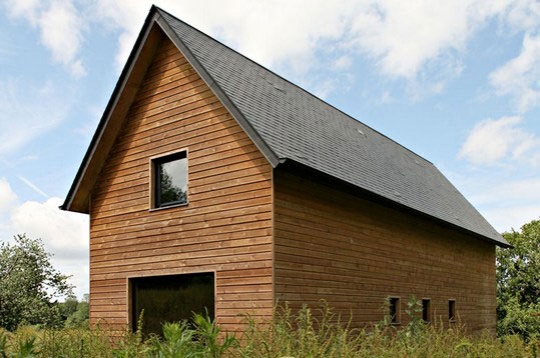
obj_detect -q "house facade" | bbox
[62,6,509,335]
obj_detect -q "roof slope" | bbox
[61,6,508,247]
[156,8,507,246]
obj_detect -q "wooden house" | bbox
[61,6,509,335]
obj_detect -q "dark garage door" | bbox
[131,272,215,336]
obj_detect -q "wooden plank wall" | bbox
[274,169,496,332]
[89,37,273,332]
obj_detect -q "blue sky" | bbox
[1,0,539,298]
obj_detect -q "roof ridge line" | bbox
[154,7,281,168]
[154,6,433,166]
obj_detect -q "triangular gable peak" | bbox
[62,6,509,248]
[61,7,279,213]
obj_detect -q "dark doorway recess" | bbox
[131,272,215,336]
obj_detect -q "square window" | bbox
[152,151,188,208]
[389,297,400,324]
[449,299,456,321]
[422,299,431,322]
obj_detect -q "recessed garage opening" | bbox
[130,272,215,336]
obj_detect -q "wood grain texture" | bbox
[273,169,496,332]
[87,31,497,335]
[89,37,273,332]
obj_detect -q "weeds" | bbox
[0,301,538,357]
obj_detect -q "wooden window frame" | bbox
[149,149,189,210]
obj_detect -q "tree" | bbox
[59,295,79,321]
[0,234,73,331]
[64,294,89,328]
[496,219,540,340]
[160,170,186,204]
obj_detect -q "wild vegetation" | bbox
[496,219,540,341]
[0,301,538,357]
[0,234,73,331]
[0,219,538,356]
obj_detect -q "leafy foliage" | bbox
[497,219,540,340]
[0,234,73,331]
[112,312,237,357]
[63,294,89,328]
[158,165,187,206]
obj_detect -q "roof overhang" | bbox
[278,158,511,248]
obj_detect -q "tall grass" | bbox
[0,325,113,357]
[0,300,538,357]
[237,300,538,357]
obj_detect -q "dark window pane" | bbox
[155,153,187,207]
[449,300,456,321]
[131,272,214,336]
[422,299,430,322]
[389,297,399,324]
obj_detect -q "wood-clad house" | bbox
[61,6,509,335]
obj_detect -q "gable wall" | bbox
[274,169,496,332]
[89,37,273,332]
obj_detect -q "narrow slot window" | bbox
[389,297,400,324]
[422,299,431,322]
[449,299,456,321]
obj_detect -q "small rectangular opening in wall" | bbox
[150,150,188,209]
[422,299,431,322]
[449,299,456,322]
[389,297,400,324]
[130,272,214,336]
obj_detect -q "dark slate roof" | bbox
[156,8,508,247]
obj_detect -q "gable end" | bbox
[61,7,279,213]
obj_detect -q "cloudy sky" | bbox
[1,0,539,298]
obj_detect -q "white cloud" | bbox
[445,169,540,233]
[6,0,540,96]
[10,197,89,298]
[0,79,71,156]
[500,0,540,33]
[0,178,17,216]
[91,0,153,68]
[87,0,539,98]
[469,178,540,232]
[347,1,465,78]
[11,197,88,260]
[4,0,86,77]
[459,116,540,166]
[3,0,42,22]
[332,55,353,71]
[0,178,89,298]
[91,0,351,75]
[490,33,540,113]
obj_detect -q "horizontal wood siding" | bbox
[89,37,273,332]
[274,169,496,332]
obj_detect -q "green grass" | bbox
[1,303,538,357]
